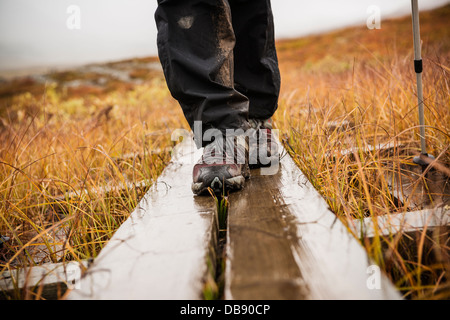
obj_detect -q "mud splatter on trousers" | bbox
[155,0,281,147]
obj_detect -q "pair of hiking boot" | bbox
[191,118,279,195]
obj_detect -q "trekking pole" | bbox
[411,0,434,167]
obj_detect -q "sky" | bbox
[0,0,449,73]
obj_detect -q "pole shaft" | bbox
[416,73,426,153]
[411,0,427,154]
[411,0,421,60]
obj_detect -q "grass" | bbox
[0,5,449,300]
[274,5,450,299]
[0,71,188,298]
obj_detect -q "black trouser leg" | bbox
[155,0,280,147]
[230,0,280,120]
[155,0,249,147]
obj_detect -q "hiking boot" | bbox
[192,135,249,195]
[248,118,280,169]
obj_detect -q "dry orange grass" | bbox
[0,74,189,299]
[0,5,448,300]
[274,6,450,299]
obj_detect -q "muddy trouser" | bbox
[155,0,281,147]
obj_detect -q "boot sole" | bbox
[192,175,246,196]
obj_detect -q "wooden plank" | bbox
[225,144,402,300]
[325,141,405,158]
[67,136,218,300]
[350,207,450,238]
[53,179,150,202]
[224,168,307,299]
[1,261,87,300]
[384,163,449,210]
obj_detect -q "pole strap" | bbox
[414,59,423,73]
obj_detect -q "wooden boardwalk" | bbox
[225,149,400,299]
[64,136,404,300]
[351,207,449,238]
[69,138,217,299]
[1,261,87,300]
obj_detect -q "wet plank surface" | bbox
[1,261,87,300]
[68,134,402,300]
[351,207,450,238]
[68,138,217,300]
[225,169,307,299]
[225,145,402,300]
